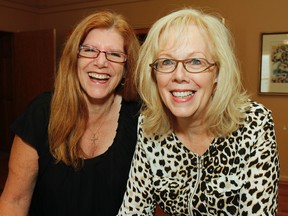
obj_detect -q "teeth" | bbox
[172,91,194,98]
[88,73,110,79]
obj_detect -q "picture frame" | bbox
[259,32,288,95]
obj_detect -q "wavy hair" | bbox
[48,10,140,168]
[136,8,249,137]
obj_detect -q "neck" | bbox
[174,117,213,155]
[88,94,117,122]
[175,115,208,134]
[81,94,122,157]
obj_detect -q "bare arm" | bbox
[0,135,38,216]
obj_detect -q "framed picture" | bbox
[259,32,288,95]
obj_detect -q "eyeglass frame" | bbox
[149,58,218,73]
[78,45,127,63]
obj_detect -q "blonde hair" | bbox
[136,8,249,136]
[48,10,140,168]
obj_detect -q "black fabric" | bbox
[11,92,140,216]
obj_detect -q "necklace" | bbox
[88,121,104,145]
[90,133,97,144]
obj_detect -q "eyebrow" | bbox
[81,44,125,53]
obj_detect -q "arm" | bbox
[0,135,38,216]
[118,139,156,215]
[240,111,279,215]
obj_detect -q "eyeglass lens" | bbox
[151,58,216,73]
[78,45,127,63]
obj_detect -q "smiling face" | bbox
[77,28,125,103]
[154,25,218,123]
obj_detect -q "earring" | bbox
[121,70,127,86]
[121,77,125,86]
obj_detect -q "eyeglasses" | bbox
[149,58,217,73]
[78,45,127,63]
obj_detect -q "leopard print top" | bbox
[118,101,279,216]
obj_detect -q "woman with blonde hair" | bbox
[0,10,140,216]
[118,8,279,215]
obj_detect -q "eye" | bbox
[159,59,175,66]
[108,52,122,58]
[189,58,203,65]
[83,47,97,53]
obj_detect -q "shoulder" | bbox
[11,91,51,150]
[117,99,141,132]
[16,91,52,120]
[24,91,52,111]
[245,100,272,120]
[121,99,141,117]
[138,113,174,146]
[241,100,275,132]
[20,91,52,123]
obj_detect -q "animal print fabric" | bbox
[118,101,279,216]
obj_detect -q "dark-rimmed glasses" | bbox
[78,45,127,63]
[149,58,217,73]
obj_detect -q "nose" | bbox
[172,62,189,83]
[92,52,108,67]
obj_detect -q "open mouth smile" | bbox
[88,72,110,80]
[171,90,196,98]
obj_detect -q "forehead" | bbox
[83,28,124,49]
[158,25,210,54]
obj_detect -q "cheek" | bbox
[114,65,125,78]
[155,74,170,89]
[77,59,90,72]
[200,72,218,89]
[155,75,171,101]
[155,76,164,95]
[112,65,125,86]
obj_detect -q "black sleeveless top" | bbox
[11,92,140,216]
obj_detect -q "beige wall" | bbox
[0,0,287,180]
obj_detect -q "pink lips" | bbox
[171,90,195,103]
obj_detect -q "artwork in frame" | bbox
[259,32,288,95]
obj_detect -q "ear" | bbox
[214,66,219,84]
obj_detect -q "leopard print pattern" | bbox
[118,101,279,216]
